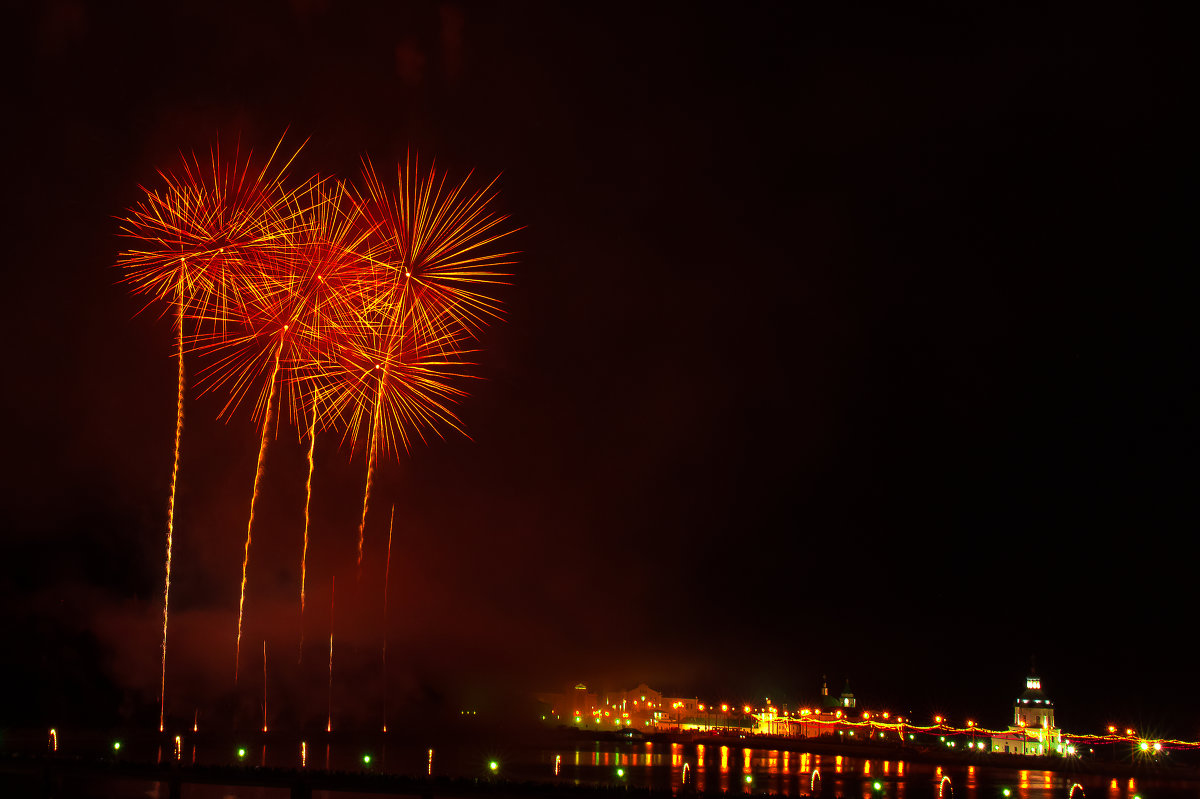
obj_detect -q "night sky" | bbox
[2,2,1192,737]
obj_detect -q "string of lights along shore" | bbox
[115,134,518,733]
[537,675,1200,753]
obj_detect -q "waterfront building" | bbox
[536,682,672,729]
[989,668,1067,755]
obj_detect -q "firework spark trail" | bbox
[299,403,316,662]
[327,575,335,733]
[356,386,383,575]
[235,341,283,682]
[262,640,268,732]
[160,291,185,733]
[382,504,393,733]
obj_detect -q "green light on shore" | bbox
[237,748,246,759]
[489,760,499,772]
[363,754,372,765]
[874,782,883,791]
[1003,790,1012,797]
[113,741,121,751]
[617,768,625,777]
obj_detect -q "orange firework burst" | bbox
[344,155,516,567]
[305,299,476,568]
[117,137,517,716]
[117,136,308,325]
[359,153,517,342]
[116,133,307,722]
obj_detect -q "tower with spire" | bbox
[989,660,1066,755]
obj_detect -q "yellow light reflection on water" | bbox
[721,745,730,773]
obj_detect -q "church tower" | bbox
[1013,668,1055,730]
[1000,663,1062,755]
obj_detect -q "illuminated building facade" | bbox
[537,682,673,729]
[989,669,1066,755]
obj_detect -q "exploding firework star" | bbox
[305,297,476,574]
[358,153,517,343]
[344,156,516,568]
[116,134,307,720]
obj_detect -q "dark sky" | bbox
[2,2,1192,737]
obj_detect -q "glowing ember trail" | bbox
[301,741,307,769]
[299,405,316,662]
[356,389,382,574]
[193,709,198,733]
[174,735,182,762]
[327,575,335,733]
[262,640,268,732]
[48,729,57,752]
[160,292,185,734]
[235,341,283,681]
[381,504,393,733]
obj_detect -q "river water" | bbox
[13,737,1200,799]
